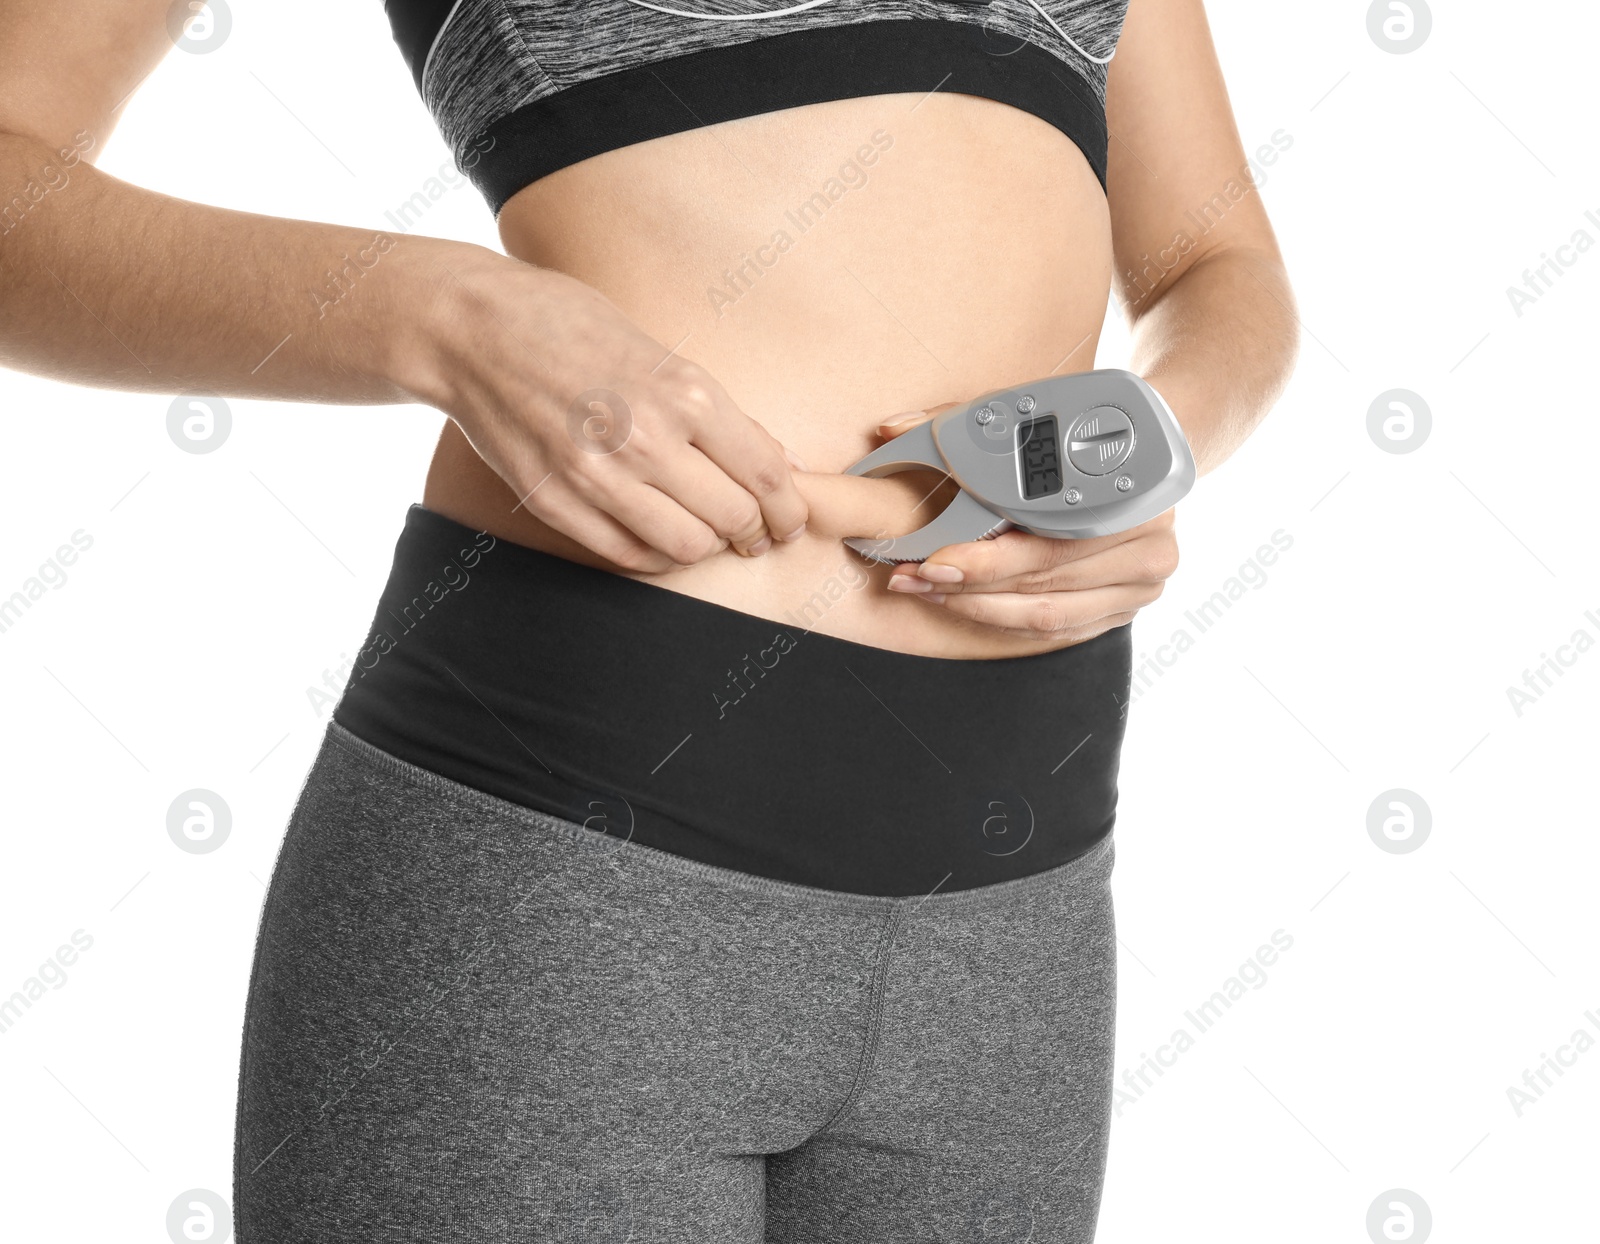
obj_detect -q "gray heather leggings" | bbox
[234,722,1118,1243]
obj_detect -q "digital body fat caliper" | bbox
[842,369,1198,565]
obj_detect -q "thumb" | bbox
[791,468,958,543]
[875,400,963,441]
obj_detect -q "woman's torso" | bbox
[422,90,1114,658]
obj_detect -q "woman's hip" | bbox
[327,502,1136,897]
[235,723,1117,1239]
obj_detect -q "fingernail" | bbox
[889,574,934,593]
[746,536,772,556]
[880,411,925,428]
[778,524,806,542]
[784,448,809,472]
[916,563,964,584]
[914,592,948,605]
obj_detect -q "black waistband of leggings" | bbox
[330,504,1134,897]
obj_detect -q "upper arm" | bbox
[0,0,190,157]
[1103,0,1286,312]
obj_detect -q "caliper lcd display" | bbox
[1017,415,1063,500]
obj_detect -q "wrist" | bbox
[380,235,511,413]
[1137,369,1208,475]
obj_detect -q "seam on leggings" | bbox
[323,717,1112,914]
[814,902,905,1137]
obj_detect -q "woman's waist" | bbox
[457,95,1115,658]
[423,439,1092,659]
[331,503,1136,895]
[421,284,1110,658]
[346,503,1134,700]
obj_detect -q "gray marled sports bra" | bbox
[382,0,1130,214]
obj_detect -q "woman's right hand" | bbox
[398,244,810,574]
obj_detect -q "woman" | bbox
[0,0,1297,1238]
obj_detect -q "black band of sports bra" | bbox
[382,0,1130,213]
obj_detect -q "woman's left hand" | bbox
[873,407,1182,642]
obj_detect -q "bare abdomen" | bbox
[423,91,1114,658]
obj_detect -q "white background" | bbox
[1,1,1596,1240]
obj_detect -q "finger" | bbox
[918,584,1162,637]
[874,400,962,441]
[896,528,1176,596]
[936,609,1142,647]
[990,609,1141,647]
[519,478,679,574]
[689,407,810,542]
[569,466,730,567]
[897,527,1104,590]
[642,445,777,556]
[904,510,1179,589]
[790,469,959,543]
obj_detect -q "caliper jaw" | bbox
[840,419,1010,566]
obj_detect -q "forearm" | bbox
[0,128,482,404]
[1123,244,1300,478]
